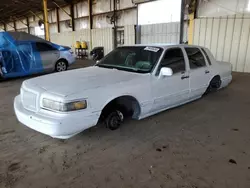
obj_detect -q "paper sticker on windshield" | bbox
[144,46,160,52]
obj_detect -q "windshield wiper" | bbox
[96,64,149,73]
[96,64,114,69]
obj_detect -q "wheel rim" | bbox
[109,111,124,129]
[110,116,121,129]
[56,62,67,72]
[211,79,221,89]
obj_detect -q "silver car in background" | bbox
[36,42,76,72]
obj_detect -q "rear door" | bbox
[34,42,60,71]
[184,47,212,99]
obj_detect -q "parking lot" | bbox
[0,61,250,188]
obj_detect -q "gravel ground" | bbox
[0,61,250,188]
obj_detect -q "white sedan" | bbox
[14,44,232,139]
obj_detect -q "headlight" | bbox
[42,98,87,112]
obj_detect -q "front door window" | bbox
[157,48,186,75]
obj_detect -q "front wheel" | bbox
[55,60,68,72]
[105,110,124,130]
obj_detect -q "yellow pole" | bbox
[88,0,93,50]
[43,0,50,41]
[188,12,195,45]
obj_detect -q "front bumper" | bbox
[14,95,100,139]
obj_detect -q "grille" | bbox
[21,88,37,112]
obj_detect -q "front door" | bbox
[34,42,60,72]
[184,47,212,99]
[152,47,190,111]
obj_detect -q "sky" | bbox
[138,0,182,25]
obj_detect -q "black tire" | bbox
[105,110,124,131]
[0,68,3,81]
[55,60,68,72]
[204,76,222,95]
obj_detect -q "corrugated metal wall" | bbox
[58,6,71,21]
[51,29,91,48]
[197,0,249,18]
[193,15,250,73]
[140,22,187,44]
[49,23,58,34]
[124,25,135,45]
[17,28,28,33]
[6,23,15,31]
[92,0,135,14]
[92,9,137,29]
[16,19,27,29]
[1,0,136,36]
[50,28,114,55]
[50,22,187,53]
[75,17,89,30]
[92,28,114,54]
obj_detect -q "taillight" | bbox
[69,49,74,54]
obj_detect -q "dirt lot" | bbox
[0,61,250,188]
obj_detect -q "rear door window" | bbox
[185,48,207,69]
[201,48,212,65]
[36,42,57,52]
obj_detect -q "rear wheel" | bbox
[205,76,221,95]
[55,60,68,72]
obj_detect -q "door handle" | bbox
[205,70,210,74]
[181,75,189,80]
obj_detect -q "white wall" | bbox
[92,0,135,14]
[60,21,73,32]
[1,0,136,35]
[75,17,89,30]
[193,14,250,73]
[93,8,137,29]
[58,6,71,21]
[74,0,89,18]
[140,22,185,44]
[50,28,115,55]
[124,25,135,45]
[117,9,137,27]
[93,0,112,14]
[92,28,114,54]
[51,29,91,49]
[197,0,250,17]
[16,19,27,29]
[17,28,28,33]
[48,10,57,23]
[6,23,15,31]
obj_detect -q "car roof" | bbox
[121,44,204,50]
[6,32,47,42]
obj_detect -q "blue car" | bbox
[0,32,76,79]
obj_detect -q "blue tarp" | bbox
[0,32,66,79]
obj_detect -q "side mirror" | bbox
[159,67,173,78]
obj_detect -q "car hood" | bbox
[25,66,145,97]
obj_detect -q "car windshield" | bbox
[96,46,163,73]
